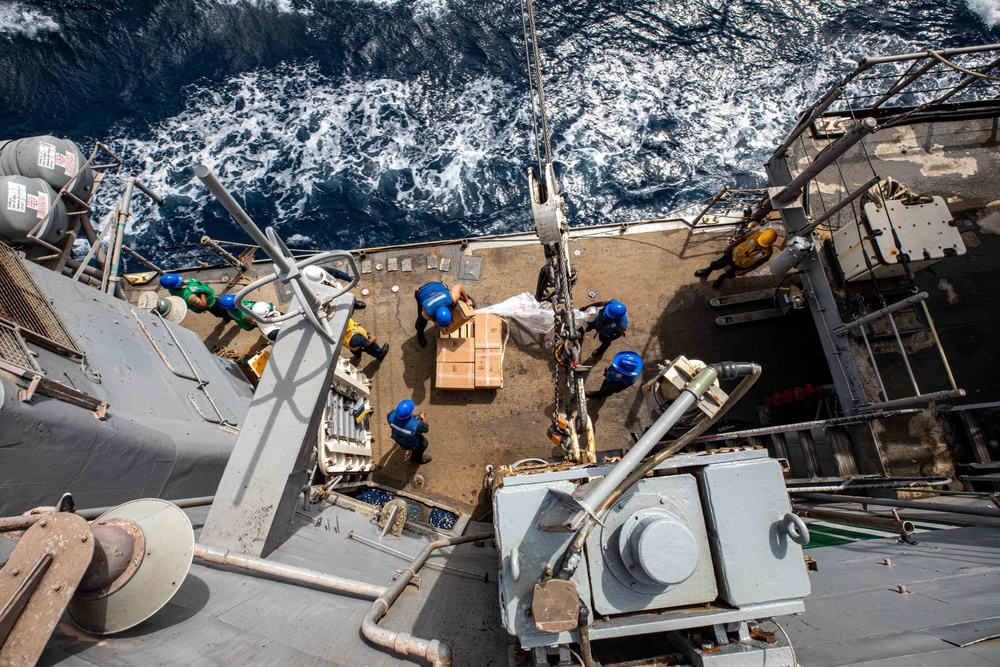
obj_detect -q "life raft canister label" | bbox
[6,181,25,213]
[37,141,56,170]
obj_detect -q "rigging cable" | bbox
[927,49,1000,82]
[522,0,552,167]
[519,0,545,182]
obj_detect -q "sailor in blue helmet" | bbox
[218,294,258,331]
[586,351,643,399]
[386,400,431,464]
[159,273,229,320]
[413,281,476,347]
[583,299,629,356]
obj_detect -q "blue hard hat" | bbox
[159,273,183,290]
[434,306,452,328]
[396,400,415,420]
[219,294,238,310]
[612,351,643,377]
[606,300,626,319]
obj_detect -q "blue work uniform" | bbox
[414,281,454,334]
[387,410,429,462]
[587,364,639,399]
[586,303,628,353]
[595,306,628,339]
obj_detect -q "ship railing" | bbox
[21,141,172,299]
[757,46,997,418]
[679,185,770,231]
[780,45,1000,242]
[149,191,774,275]
[771,43,1000,164]
[21,142,124,293]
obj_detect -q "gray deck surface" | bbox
[5,502,997,665]
[28,505,506,667]
[780,519,1000,667]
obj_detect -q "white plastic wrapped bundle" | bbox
[478,292,586,346]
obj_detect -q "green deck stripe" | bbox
[805,523,888,541]
[803,531,855,548]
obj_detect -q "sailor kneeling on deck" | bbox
[345,317,388,361]
[413,280,476,347]
[695,226,777,289]
[586,351,643,400]
[160,273,229,321]
[387,400,431,464]
[220,295,282,342]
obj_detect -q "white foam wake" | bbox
[94,19,949,249]
[537,29,931,224]
[0,2,59,40]
[203,0,312,14]
[96,63,523,241]
[347,0,450,20]
[968,0,1000,27]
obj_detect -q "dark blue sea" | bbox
[0,0,997,267]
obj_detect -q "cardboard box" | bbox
[436,360,475,390]
[439,300,475,335]
[474,313,502,349]
[436,336,475,364]
[474,348,503,389]
[440,320,473,339]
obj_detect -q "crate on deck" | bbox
[435,312,503,390]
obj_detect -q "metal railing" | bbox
[757,45,998,415]
[771,44,1000,162]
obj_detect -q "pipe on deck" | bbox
[194,543,386,600]
[0,496,216,533]
[362,531,494,667]
[795,492,1000,518]
[792,505,914,534]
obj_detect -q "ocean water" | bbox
[0,0,997,266]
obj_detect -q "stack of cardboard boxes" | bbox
[473,312,502,388]
[435,308,503,390]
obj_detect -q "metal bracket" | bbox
[536,488,603,533]
[3,360,110,420]
[0,513,94,665]
[17,375,41,403]
[768,186,801,210]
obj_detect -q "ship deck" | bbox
[11,499,998,667]
[128,220,835,516]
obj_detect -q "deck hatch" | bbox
[0,242,83,358]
